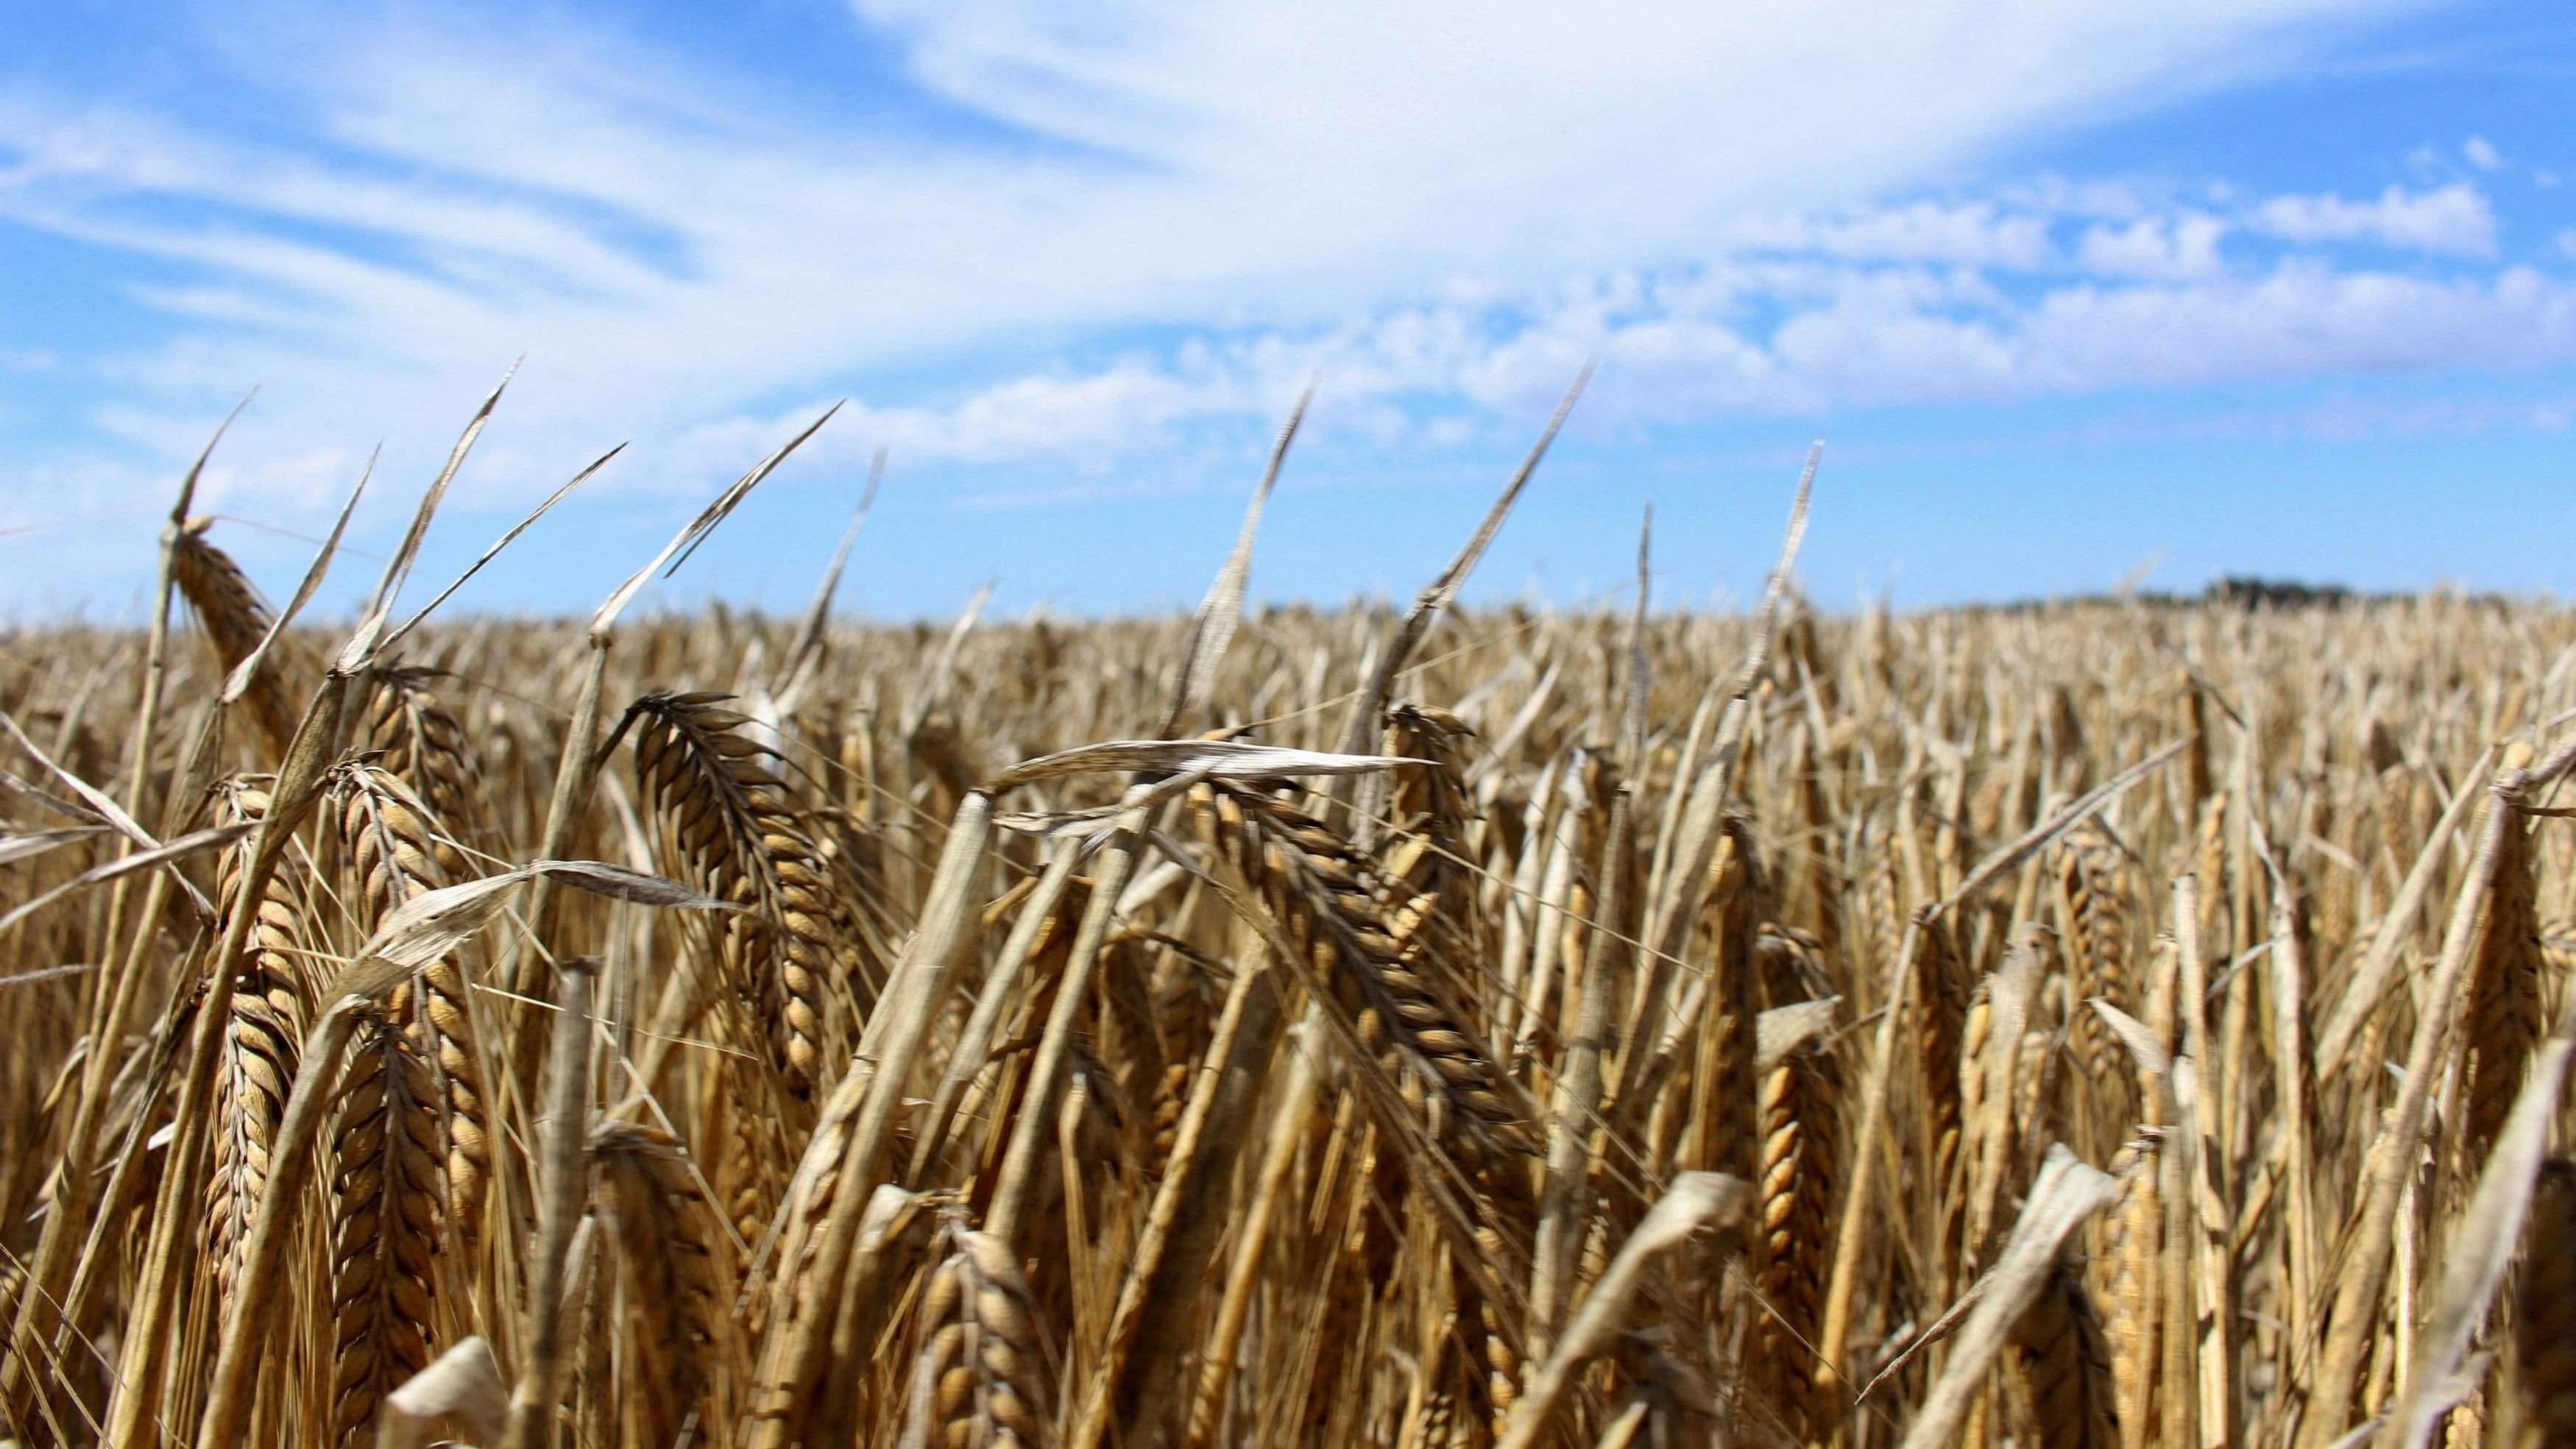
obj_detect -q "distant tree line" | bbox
[1975,577,2529,614]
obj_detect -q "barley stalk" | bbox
[7,433,2569,1449]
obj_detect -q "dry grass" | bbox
[6,410,2576,1449]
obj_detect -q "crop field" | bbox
[4,426,2576,1449]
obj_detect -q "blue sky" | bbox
[1,0,2572,620]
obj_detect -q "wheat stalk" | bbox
[12,433,2576,1449]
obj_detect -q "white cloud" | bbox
[0,0,2559,564]
[2076,213,2229,280]
[2016,263,2575,388]
[1586,257,2576,413]
[659,249,2576,463]
[853,0,2398,244]
[2062,388,2576,446]
[2463,135,2502,171]
[1716,201,2056,269]
[2250,182,2498,255]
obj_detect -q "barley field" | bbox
[4,419,2576,1449]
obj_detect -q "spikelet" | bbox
[202,783,312,1322]
[749,1082,860,1374]
[1379,702,1477,861]
[1316,1115,1408,1440]
[2045,684,2087,764]
[2378,764,2427,883]
[902,1222,1050,1449]
[328,1011,443,1448]
[2014,1255,2120,1449]
[2062,825,2134,1108]
[2447,1393,2485,1449]
[1755,925,1832,1010]
[361,665,478,843]
[1917,911,1968,1297]
[2191,792,2229,940]
[2516,1160,2576,1448]
[1376,704,1485,1018]
[2363,716,2404,776]
[1947,972,1996,1290]
[337,759,466,888]
[0,1257,23,1342]
[1747,999,1841,1444]
[628,691,856,1100]
[1459,1220,1522,1438]
[2542,918,2576,978]
[2461,799,2541,1160]
[2095,1138,2160,1449]
[907,710,986,814]
[1136,918,1222,1183]
[170,517,305,760]
[334,762,488,1248]
[2013,1022,2064,1186]
[2182,686,2213,812]
[1147,1059,1192,1170]
[1856,849,1905,1004]
[595,1122,729,1443]
[1197,773,1534,1441]
[1197,781,1531,1166]
[1912,917,1971,1222]
[712,1056,776,1265]
[1687,817,1767,1184]
[1785,726,1844,960]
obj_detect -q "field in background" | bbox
[6,517,2576,1447]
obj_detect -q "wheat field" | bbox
[5,408,2576,1449]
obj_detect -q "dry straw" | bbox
[6,384,2576,1449]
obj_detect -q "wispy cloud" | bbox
[658,207,2576,472]
[2249,182,2499,255]
[5,0,2572,609]
[2076,214,2229,281]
